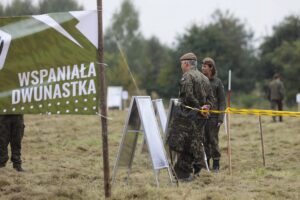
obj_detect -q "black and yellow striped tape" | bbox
[183,105,300,118]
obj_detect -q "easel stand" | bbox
[112,96,174,187]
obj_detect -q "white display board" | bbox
[153,99,167,133]
[137,98,169,169]
[107,86,123,110]
[297,93,300,103]
[112,96,173,186]
[122,90,129,100]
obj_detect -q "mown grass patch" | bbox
[0,110,299,199]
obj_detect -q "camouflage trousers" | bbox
[0,115,25,166]
[204,117,221,160]
[271,100,283,122]
[168,114,207,174]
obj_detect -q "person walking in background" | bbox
[0,115,26,172]
[201,57,226,172]
[268,73,285,122]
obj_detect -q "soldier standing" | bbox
[167,52,214,181]
[201,57,226,172]
[0,114,25,172]
[268,73,285,122]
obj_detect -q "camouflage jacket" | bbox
[208,77,226,122]
[178,69,215,114]
[268,79,285,101]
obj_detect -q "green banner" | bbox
[0,11,99,115]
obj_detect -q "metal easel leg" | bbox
[202,143,210,172]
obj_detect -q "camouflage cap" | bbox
[202,57,215,67]
[180,52,197,61]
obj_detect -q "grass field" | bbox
[0,110,299,200]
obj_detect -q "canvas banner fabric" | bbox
[0,10,99,115]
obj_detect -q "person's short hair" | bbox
[273,73,280,79]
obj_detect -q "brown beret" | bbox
[180,52,197,61]
[202,57,215,67]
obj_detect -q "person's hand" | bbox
[174,100,182,107]
[217,122,222,127]
[201,105,210,118]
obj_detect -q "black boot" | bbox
[213,160,219,173]
[13,164,25,172]
[174,165,194,182]
[193,164,201,176]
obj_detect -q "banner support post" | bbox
[97,0,111,198]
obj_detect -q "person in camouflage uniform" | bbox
[0,115,25,172]
[201,57,226,172]
[167,52,214,181]
[267,73,285,122]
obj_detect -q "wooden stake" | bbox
[258,115,266,167]
[226,111,232,175]
[227,70,232,175]
[97,0,111,198]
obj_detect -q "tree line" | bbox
[0,0,83,16]
[1,0,299,106]
[105,0,300,106]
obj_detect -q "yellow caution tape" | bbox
[183,105,300,118]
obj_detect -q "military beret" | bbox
[202,57,215,67]
[180,52,197,61]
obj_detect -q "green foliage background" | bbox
[104,0,300,107]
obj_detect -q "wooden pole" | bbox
[97,0,111,198]
[258,115,266,167]
[226,100,232,175]
[227,70,232,175]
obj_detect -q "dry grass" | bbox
[0,110,299,200]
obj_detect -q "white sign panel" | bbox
[297,93,300,103]
[153,99,167,133]
[137,97,169,169]
[112,96,172,186]
[122,90,129,100]
[107,86,123,110]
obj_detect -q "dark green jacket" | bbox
[208,77,226,122]
[268,79,285,101]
